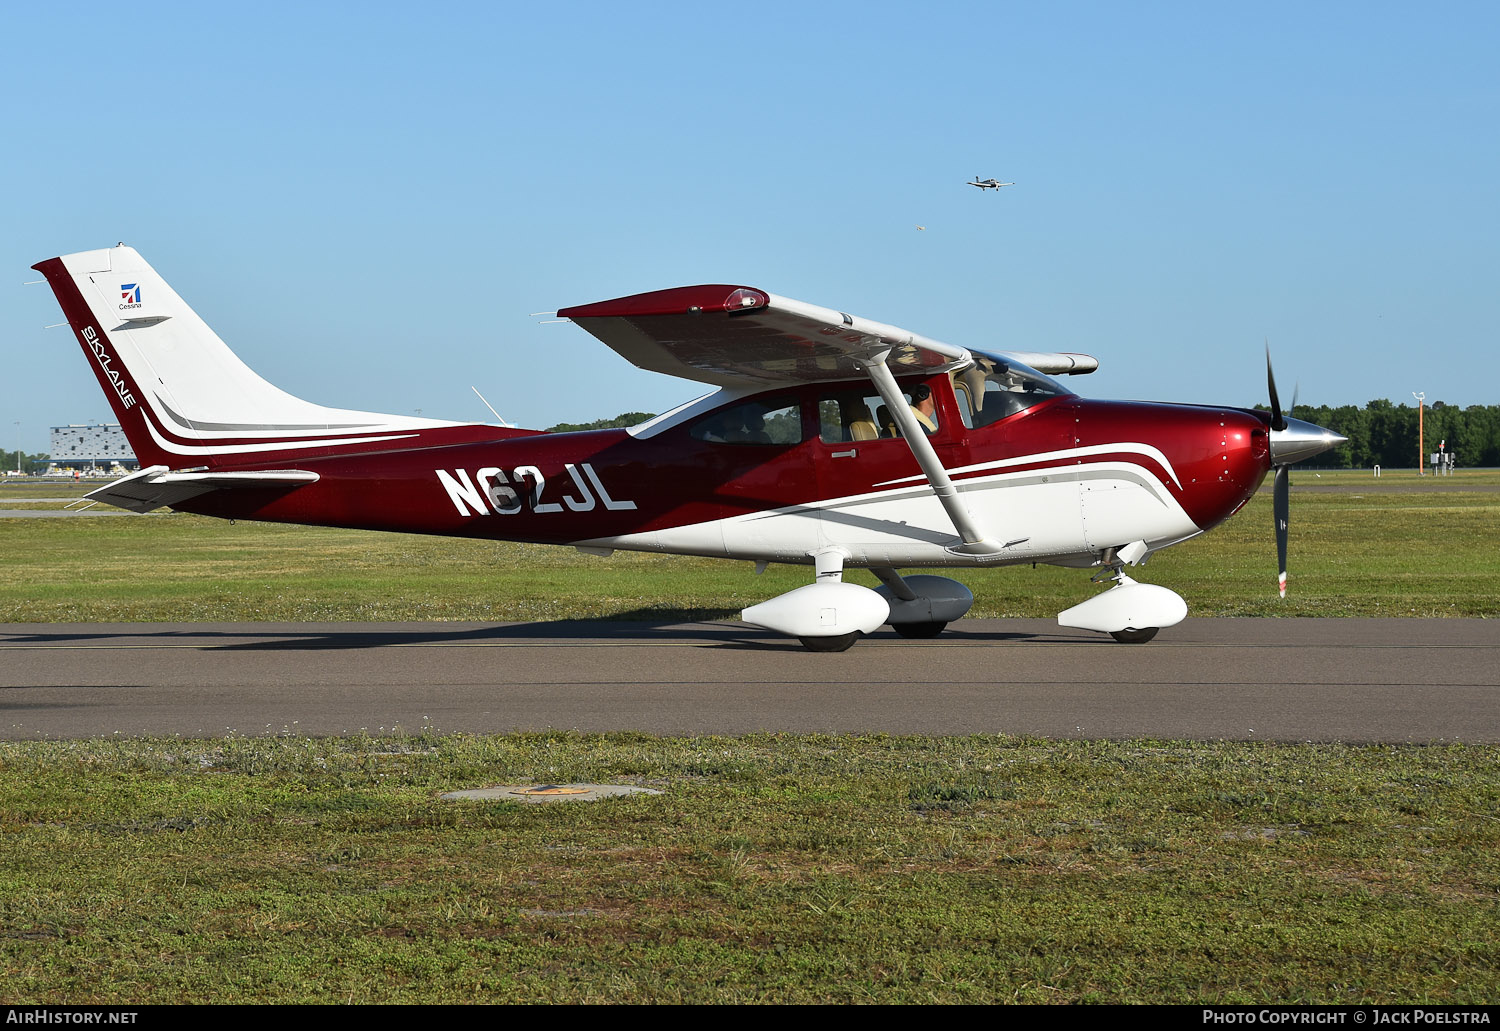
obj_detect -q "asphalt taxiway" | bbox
[1,618,1495,742]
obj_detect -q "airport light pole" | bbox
[1412,392,1425,475]
[12,421,19,474]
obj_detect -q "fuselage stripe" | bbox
[873,443,1183,490]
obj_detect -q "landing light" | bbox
[725,287,767,311]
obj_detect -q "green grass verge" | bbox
[1,732,1496,1004]
[3,474,1495,1003]
[2,471,1497,621]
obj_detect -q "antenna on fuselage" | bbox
[471,386,513,427]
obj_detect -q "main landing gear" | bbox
[870,567,972,641]
[797,631,865,653]
[892,621,947,639]
[741,550,889,652]
[741,554,976,652]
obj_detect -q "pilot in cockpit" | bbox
[909,383,937,433]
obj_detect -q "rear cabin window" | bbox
[689,397,802,445]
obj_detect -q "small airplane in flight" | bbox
[968,176,1015,191]
[33,244,1343,651]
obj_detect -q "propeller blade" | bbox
[1265,342,1286,432]
[1274,464,1290,598]
[1263,347,1341,598]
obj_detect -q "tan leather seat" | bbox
[841,399,878,441]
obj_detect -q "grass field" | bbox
[1,733,1497,1004]
[2,469,1497,622]
[1,471,1496,1004]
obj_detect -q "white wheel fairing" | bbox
[742,582,890,638]
[1057,577,1188,635]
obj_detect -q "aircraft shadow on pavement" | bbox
[1,613,1086,651]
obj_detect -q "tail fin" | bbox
[31,244,463,469]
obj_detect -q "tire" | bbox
[798,632,863,653]
[1109,627,1159,644]
[892,621,947,639]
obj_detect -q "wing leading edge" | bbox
[558,285,1097,387]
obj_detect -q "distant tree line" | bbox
[544,412,656,433]
[1256,400,1500,468]
[0,451,49,475]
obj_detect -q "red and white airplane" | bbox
[33,244,1344,650]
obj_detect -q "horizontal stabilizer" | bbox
[85,465,319,513]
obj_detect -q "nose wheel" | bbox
[1059,562,1186,644]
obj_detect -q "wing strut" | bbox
[856,352,1005,557]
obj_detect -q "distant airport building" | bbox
[48,423,138,475]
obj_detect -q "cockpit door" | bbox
[810,376,966,558]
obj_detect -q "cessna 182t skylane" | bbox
[33,244,1344,651]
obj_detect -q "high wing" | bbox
[557,285,1097,389]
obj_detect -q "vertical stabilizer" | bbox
[31,245,464,469]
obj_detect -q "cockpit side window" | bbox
[689,396,802,445]
[951,358,1066,430]
[818,384,939,443]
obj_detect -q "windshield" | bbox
[951,352,1070,429]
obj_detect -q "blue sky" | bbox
[3,1,1497,452]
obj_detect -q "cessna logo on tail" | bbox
[119,283,142,311]
[436,463,637,517]
[81,326,137,410]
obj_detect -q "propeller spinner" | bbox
[1265,350,1347,598]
